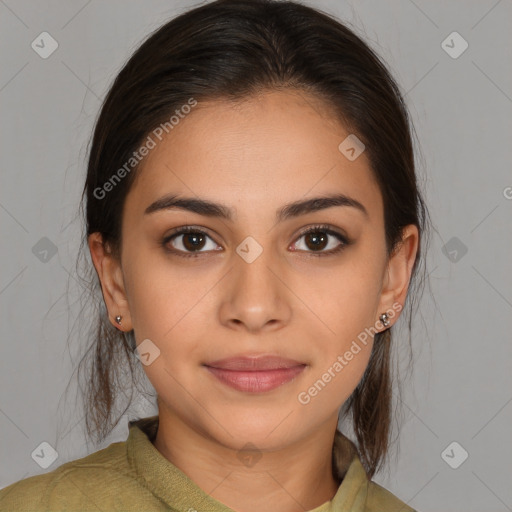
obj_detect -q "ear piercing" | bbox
[115,315,122,325]
[379,312,390,328]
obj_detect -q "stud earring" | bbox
[115,315,122,325]
[379,312,390,328]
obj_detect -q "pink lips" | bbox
[204,355,306,393]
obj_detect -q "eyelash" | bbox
[161,224,352,259]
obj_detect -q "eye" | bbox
[290,224,351,256]
[162,224,351,259]
[162,226,221,258]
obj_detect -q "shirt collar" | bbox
[127,415,369,512]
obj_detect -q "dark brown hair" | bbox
[70,0,431,479]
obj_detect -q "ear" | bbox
[88,233,133,332]
[376,224,419,330]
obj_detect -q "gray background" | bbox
[1,1,511,511]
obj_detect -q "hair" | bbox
[69,0,432,479]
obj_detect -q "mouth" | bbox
[203,355,307,393]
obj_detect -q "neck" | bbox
[152,408,344,512]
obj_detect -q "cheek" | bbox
[125,255,217,369]
[289,257,382,399]
[293,258,383,341]
[124,251,198,333]
[296,337,373,417]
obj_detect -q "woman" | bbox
[0,0,430,510]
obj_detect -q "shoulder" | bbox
[333,431,416,512]
[363,479,416,512]
[0,439,157,512]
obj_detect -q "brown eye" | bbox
[163,227,220,257]
[303,231,329,251]
[181,232,207,251]
[291,225,350,256]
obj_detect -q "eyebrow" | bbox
[144,193,369,222]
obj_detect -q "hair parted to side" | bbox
[70,0,432,479]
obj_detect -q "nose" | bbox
[218,245,292,333]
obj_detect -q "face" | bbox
[90,89,417,451]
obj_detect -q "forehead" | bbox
[124,90,383,224]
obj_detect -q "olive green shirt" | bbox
[0,416,415,511]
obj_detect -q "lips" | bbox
[205,355,305,371]
[204,355,307,393]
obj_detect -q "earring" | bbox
[115,315,122,325]
[379,312,390,328]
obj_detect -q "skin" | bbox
[89,89,419,512]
